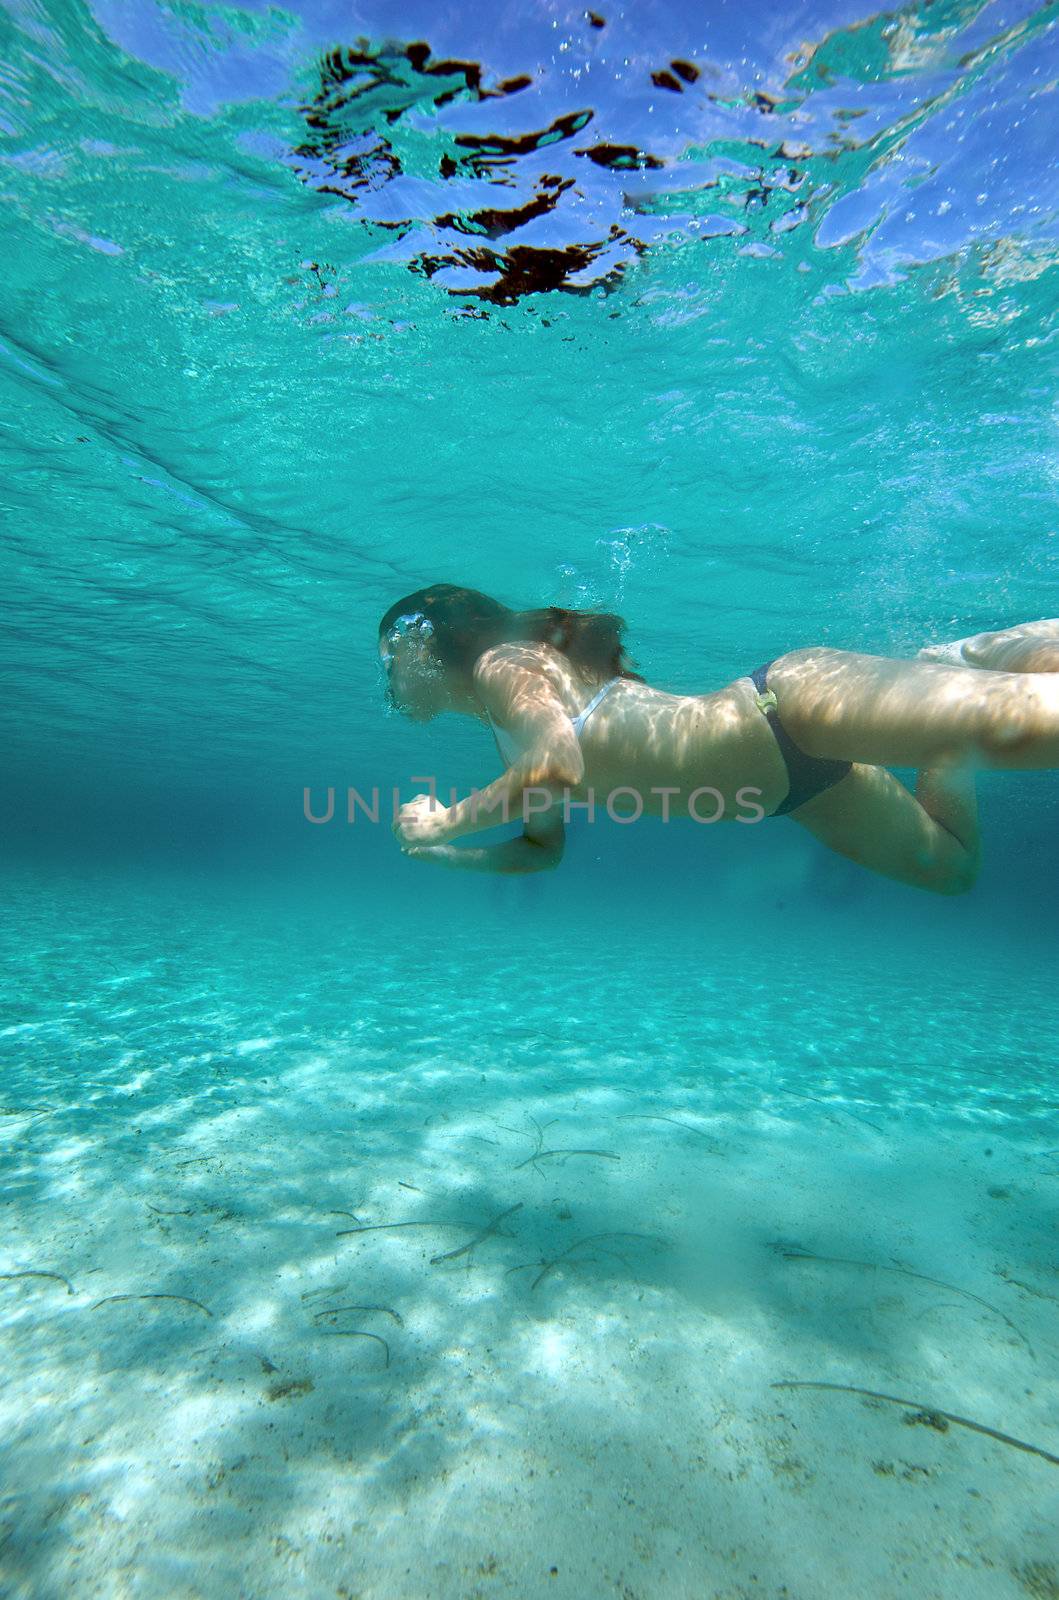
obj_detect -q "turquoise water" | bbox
[2,1,1058,1595]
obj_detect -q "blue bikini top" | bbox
[486,676,623,767]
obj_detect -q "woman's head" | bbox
[378,583,640,718]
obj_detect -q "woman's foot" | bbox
[919,621,1059,673]
[917,637,979,667]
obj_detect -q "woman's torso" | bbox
[483,647,791,822]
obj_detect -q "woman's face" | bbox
[378,622,442,720]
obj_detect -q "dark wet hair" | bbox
[378,583,644,685]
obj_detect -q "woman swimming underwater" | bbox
[379,585,1059,894]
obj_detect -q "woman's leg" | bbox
[786,630,1059,891]
[920,619,1059,672]
[789,762,980,895]
[768,647,1059,770]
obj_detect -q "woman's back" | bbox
[477,642,789,822]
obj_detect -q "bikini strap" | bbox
[748,658,852,814]
[572,676,620,737]
[749,660,778,712]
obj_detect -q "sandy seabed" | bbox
[1,869,1057,1600]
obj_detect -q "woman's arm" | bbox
[402,836,561,873]
[450,645,584,839]
[403,839,553,872]
[394,644,583,847]
[442,750,572,841]
[402,803,566,873]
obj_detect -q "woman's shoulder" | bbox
[473,639,559,674]
[473,639,584,700]
[474,641,616,728]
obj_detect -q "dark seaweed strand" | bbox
[772,1087,885,1134]
[507,1231,666,1291]
[0,1270,74,1295]
[430,1202,524,1265]
[772,1382,1059,1467]
[313,1304,404,1326]
[506,1114,553,1174]
[530,1237,605,1292]
[778,1250,1033,1356]
[318,1329,390,1366]
[542,1242,638,1282]
[846,1111,886,1133]
[2,1108,54,1128]
[498,1115,557,1142]
[617,1114,719,1141]
[513,1148,620,1171]
[510,1114,620,1175]
[531,1237,636,1292]
[90,1293,212,1317]
[503,1114,549,1172]
[335,1220,474,1238]
[1003,1276,1059,1307]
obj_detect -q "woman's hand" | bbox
[393,792,453,848]
[399,842,459,866]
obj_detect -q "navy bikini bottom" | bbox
[750,661,853,816]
